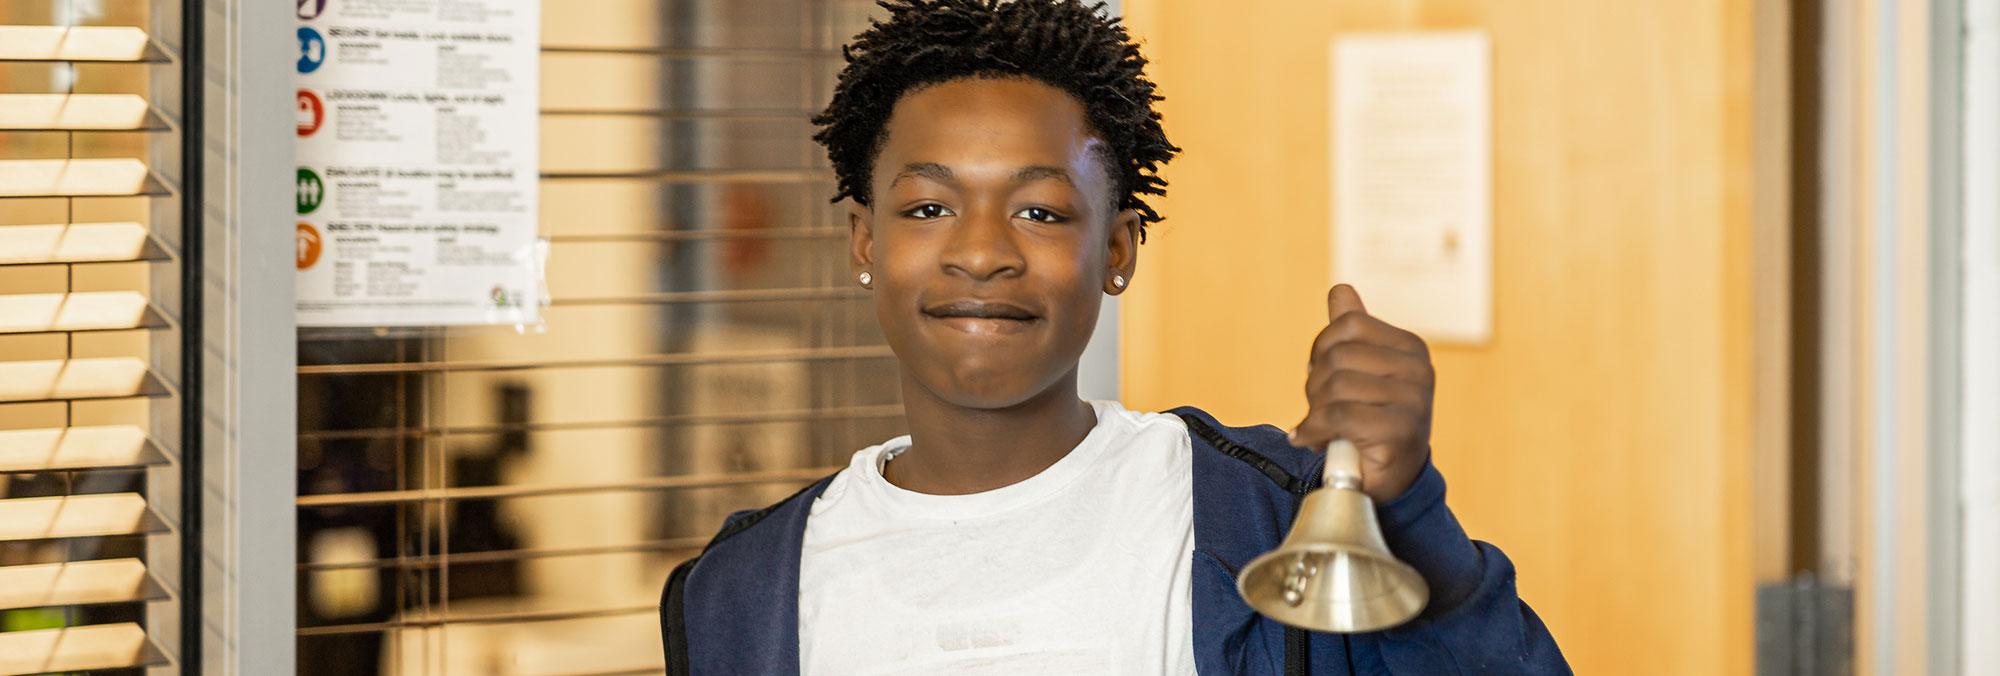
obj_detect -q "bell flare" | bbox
[1236,487,1429,633]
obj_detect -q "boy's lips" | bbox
[921,300,1041,335]
[922,300,1039,320]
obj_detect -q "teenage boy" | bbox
[661,1,1570,674]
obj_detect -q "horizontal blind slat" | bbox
[298,536,710,572]
[548,286,866,307]
[546,227,842,243]
[540,107,814,120]
[0,622,168,676]
[538,45,837,59]
[297,466,835,507]
[540,668,664,676]
[295,344,893,375]
[0,358,172,403]
[298,604,659,637]
[0,223,173,265]
[0,558,167,610]
[0,493,166,542]
[296,403,903,440]
[0,425,167,473]
[538,168,830,182]
[0,94,170,131]
[0,26,166,62]
[0,158,173,198]
[0,291,170,334]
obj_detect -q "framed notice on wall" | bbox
[294,0,541,327]
[1330,32,1492,345]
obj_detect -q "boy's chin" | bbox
[919,368,1066,412]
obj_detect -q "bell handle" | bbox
[1321,439,1363,491]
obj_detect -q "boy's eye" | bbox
[1015,207,1065,223]
[903,203,953,219]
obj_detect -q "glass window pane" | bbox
[295,2,889,673]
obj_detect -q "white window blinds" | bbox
[0,0,197,674]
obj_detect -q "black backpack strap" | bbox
[661,556,697,675]
[1283,461,1314,676]
[1177,413,1312,495]
[1285,625,1308,675]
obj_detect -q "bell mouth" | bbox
[1237,545,1429,633]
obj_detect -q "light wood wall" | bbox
[1118,2,1764,675]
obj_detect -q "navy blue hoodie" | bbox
[660,406,1571,675]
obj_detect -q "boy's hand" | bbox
[1288,284,1433,503]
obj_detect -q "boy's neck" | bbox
[888,371,1098,496]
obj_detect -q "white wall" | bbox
[1076,0,1121,403]
[1958,1,1999,673]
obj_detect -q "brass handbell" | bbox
[1236,439,1428,633]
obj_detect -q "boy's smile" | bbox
[921,299,1041,335]
[850,76,1141,410]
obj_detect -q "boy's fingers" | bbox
[1290,408,1345,449]
[1328,283,1367,324]
[1314,305,1430,360]
[1311,342,1434,383]
[1308,368,1429,408]
[1287,401,1408,450]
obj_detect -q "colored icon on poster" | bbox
[297,89,324,137]
[296,223,323,270]
[296,168,325,214]
[297,0,327,20]
[298,27,326,74]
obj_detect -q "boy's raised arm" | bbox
[1289,284,1569,673]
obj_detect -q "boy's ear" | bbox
[848,202,875,284]
[1104,208,1141,295]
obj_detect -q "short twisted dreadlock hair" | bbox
[812,0,1178,238]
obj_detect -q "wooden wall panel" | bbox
[1119,2,1760,674]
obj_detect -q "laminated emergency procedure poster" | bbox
[294,0,541,327]
[1330,32,1492,345]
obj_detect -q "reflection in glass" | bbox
[294,1,892,674]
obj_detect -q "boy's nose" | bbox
[939,209,1025,281]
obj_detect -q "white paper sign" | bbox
[1330,32,1492,344]
[294,0,540,327]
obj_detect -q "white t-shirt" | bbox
[798,400,1198,676]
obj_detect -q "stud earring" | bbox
[1111,274,1127,290]
[858,272,872,286]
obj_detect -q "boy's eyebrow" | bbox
[891,162,955,187]
[888,163,1075,188]
[1010,165,1073,186]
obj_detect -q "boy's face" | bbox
[851,76,1140,410]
